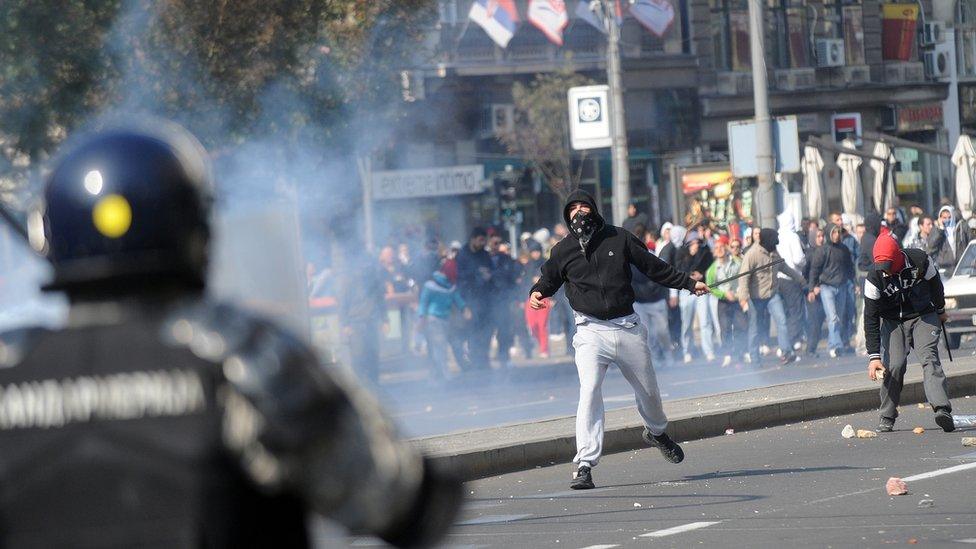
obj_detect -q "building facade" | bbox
[383,0,956,242]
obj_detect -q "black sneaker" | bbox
[642,428,684,464]
[570,465,594,490]
[935,409,955,433]
[780,352,799,365]
[878,417,895,432]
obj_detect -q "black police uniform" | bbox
[0,126,459,548]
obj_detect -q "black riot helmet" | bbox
[33,124,213,294]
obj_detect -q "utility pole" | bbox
[594,0,630,225]
[748,0,777,228]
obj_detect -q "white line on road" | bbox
[955,539,976,544]
[577,545,620,549]
[639,521,721,538]
[457,514,532,526]
[902,461,976,482]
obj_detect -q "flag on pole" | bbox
[628,0,675,37]
[529,0,570,45]
[575,0,623,34]
[469,0,520,48]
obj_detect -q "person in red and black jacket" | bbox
[863,232,955,434]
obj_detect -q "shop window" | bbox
[958,0,976,77]
[819,0,866,64]
[767,1,811,69]
[710,0,750,71]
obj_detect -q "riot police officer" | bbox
[0,124,460,547]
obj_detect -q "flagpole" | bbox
[596,0,630,226]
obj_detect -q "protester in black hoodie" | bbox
[529,190,709,490]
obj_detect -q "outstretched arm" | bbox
[218,321,460,548]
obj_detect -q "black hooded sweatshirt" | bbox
[530,190,696,320]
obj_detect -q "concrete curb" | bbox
[417,367,976,481]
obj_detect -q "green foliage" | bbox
[499,67,596,200]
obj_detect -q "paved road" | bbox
[381,342,976,438]
[332,399,976,548]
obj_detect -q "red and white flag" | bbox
[629,0,675,37]
[528,0,569,45]
[469,0,520,48]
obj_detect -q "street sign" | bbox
[371,165,486,200]
[568,85,612,150]
[727,116,801,178]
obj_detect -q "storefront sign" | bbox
[897,103,943,132]
[832,112,862,145]
[372,165,485,200]
[882,4,919,61]
[681,168,733,195]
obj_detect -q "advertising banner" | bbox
[882,4,919,61]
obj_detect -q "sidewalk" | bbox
[414,359,976,481]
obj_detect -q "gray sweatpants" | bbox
[572,318,668,468]
[879,312,952,420]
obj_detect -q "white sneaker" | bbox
[759,345,770,356]
[683,353,693,364]
[828,348,838,358]
[539,352,549,359]
[721,355,732,367]
[743,353,752,364]
[551,333,566,341]
[705,354,716,362]
[793,341,802,351]
[775,348,783,358]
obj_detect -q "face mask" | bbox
[570,209,598,241]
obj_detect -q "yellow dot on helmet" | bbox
[92,194,132,238]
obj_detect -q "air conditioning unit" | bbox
[922,21,945,46]
[490,104,515,135]
[924,46,952,78]
[816,38,846,68]
[817,38,844,67]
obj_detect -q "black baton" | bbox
[942,321,953,362]
[710,258,786,288]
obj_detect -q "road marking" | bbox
[457,514,532,526]
[578,545,620,549]
[902,461,976,482]
[670,367,781,386]
[955,539,976,544]
[639,521,721,538]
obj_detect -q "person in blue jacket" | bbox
[418,270,472,381]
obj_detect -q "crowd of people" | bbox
[316,199,976,382]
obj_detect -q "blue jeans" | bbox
[748,294,789,361]
[820,281,852,351]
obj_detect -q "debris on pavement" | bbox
[842,424,855,438]
[912,427,925,435]
[725,428,735,435]
[917,403,926,409]
[633,503,642,508]
[917,499,934,508]
[857,429,878,438]
[886,477,908,496]
[962,437,976,447]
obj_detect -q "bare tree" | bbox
[498,67,596,201]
